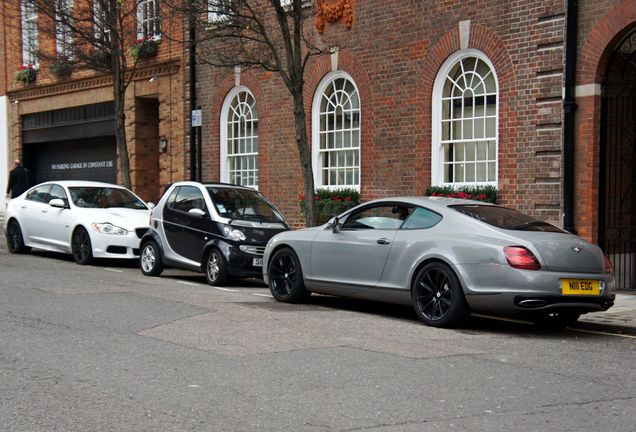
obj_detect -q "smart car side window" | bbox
[401,207,443,230]
[166,187,180,209]
[25,185,52,203]
[172,186,206,213]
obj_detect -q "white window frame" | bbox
[56,0,74,58]
[137,0,161,39]
[220,86,259,188]
[311,70,361,191]
[431,49,499,187]
[93,0,112,46]
[21,0,38,67]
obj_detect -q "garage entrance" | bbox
[600,28,636,290]
[21,102,116,186]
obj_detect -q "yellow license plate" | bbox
[560,279,600,296]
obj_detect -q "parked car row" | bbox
[4,181,616,329]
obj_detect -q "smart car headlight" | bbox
[91,222,128,235]
[222,225,246,241]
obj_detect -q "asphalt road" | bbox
[1,245,635,431]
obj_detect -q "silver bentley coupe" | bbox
[263,197,615,328]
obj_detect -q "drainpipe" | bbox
[188,7,201,182]
[562,0,578,233]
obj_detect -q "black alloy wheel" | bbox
[72,227,93,265]
[268,248,310,303]
[205,249,228,286]
[6,219,30,254]
[412,262,469,328]
[140,241,163,277]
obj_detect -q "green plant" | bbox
[299,188,360,225]
[15,65,37,83]
[425,185,498,203]
[130,36,159,59]
[48,56,75,78]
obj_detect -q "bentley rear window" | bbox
[451,204,565,233]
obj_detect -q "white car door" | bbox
[19,184,53,244]
[40,184,74,249]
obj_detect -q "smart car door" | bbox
[310,204,407,288]
[162,185,211,263]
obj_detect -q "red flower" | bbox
[298,194,305,201]
[344,196,352,202]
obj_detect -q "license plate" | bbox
[560,279,600,295]
[252,258,263,267]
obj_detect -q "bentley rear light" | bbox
[504,246,541,270]
[603,255,613,274]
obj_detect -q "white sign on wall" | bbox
[192,109,202,127]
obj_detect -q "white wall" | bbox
[0,96,8,211]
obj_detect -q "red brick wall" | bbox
[197,0,579,228]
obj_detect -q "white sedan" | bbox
[4,180,151,265]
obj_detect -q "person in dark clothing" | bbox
[6,159,29,199]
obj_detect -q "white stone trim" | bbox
[459,20,471,50]
[575,83,601,98]
[234,66,241,87]
[330,47,339,71]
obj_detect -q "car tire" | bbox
[531,311,581,329]
[205,248,228,286]
[267,247,310,303]
[140,241,163,277]
[6,219,30,254]
[412,261,469,328]
[72,226,93,265]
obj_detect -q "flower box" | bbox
[49,56,75,78]
[130,36,159,59]
[425,185,498,203]
[299,188,360,225]
[15,65,37,83]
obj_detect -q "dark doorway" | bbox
[600,29,636,290]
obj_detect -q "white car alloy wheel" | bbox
[139,242,163,277]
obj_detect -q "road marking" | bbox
[177,280,200,287]
[104,268,124,273]
[253,293,272,298]
[213,287,239,292]
[569,328,636,340]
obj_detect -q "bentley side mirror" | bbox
[147,202,156,209]
[332,216,341,233]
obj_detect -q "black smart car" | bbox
[139,182,288,285]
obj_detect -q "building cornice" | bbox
[6,61,181,102]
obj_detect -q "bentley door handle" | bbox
[377,238,391,245]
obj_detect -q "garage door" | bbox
[25,137,117,184]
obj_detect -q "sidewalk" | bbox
[577,292,636,334]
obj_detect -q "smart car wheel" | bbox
[268,248,310,303]
[6,219,30,254]
[205,249,228,286]
[531,311,581,329]
[412,262,469,328]
[72,227,93,265]
[140,241,163,277]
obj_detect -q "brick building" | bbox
[2,0,187,203]
[195,0,635,289]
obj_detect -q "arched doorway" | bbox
[600,28,636,290]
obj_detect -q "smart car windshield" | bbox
[451,204,565,233]
[69,187,147,209]
[206,187,285,224]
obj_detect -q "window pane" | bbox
[439,56,497,185]
[225,90,258,187]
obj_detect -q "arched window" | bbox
[220,87,259,187]
[432,50,498,186]
[312,71,361,190]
